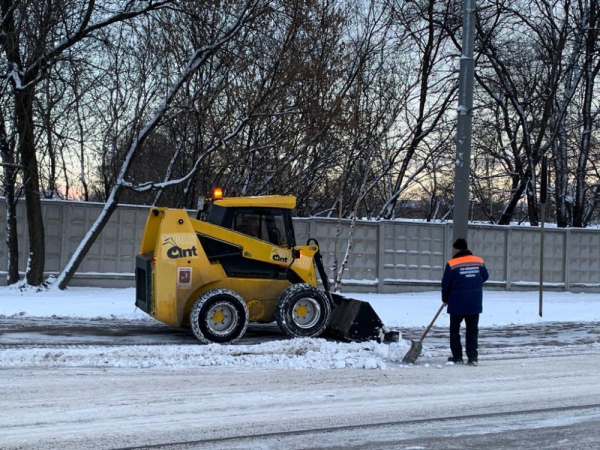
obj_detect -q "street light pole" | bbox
[453,0,476,243]
[539,156,548,317]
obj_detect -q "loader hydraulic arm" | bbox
[308,238,333,301]
[190,217,319,287]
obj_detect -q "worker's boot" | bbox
[447,356,464,364]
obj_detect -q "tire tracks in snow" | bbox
[111,403,600,450]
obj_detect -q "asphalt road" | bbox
[1,316,599,346]
[117,404,600,450]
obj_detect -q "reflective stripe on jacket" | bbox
[441,250,489,315]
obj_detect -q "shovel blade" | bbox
[402,340,423,364]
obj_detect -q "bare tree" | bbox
[56,0,262,289]
[572,0,600,226]
[377,0,458,219]
[0,0,172,285]
[473,0,598,227]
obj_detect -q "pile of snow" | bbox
[0,338,414,370]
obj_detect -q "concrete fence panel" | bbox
[507,227,566,286]
[465,226,507,287]
[568,229,600,289]
[380,221,445,284]
[2,199,600,292]
[0,200,149,286]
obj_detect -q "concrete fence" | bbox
[1,199,600,292]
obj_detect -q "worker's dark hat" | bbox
[453,238,468,251]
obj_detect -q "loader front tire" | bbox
[275,284,331,338]
[190,289,249,344]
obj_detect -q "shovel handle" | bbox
[419,304,446,344]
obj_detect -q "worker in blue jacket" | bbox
[442,238,489,366]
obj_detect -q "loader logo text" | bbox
[162,234,199,259]
[272,254,288,263]
[271,248,290,264]
[166,245,198,259]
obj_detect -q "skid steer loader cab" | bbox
[135,191,398,344]
[204,200,294,248]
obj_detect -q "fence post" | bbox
[505,227,512,290]
[59,202,70,273]
[564,228,571,291]
[444,222,452,263]
[377,221,385,294]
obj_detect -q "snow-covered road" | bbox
[2,318,600,449]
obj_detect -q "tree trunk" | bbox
[3,193,20,284]
[572,3,599,227]
[15,85,46,285]
[554,131,569,227]
[526,176,539,227]
[497,178,528,225]
[0,115,20,285]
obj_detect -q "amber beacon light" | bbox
[212,187,223,200]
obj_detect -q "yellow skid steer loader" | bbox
[135,190,398,344]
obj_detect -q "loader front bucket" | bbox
[309,242,398,343]
[326,293,399,343]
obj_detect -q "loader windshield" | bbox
[203,204,295,248]
[234,211,288,246]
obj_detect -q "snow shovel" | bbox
[402,303,445,364]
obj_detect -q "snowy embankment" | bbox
[0,338,407,370]
[1,285,599,370]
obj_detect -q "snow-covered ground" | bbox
[1,285,599,370]
[4,285,599,325]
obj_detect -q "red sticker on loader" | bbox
[177,267,192,289]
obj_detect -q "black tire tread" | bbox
[190,288,249,344]
[275,283,331,338]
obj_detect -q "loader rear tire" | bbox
[190,289,249,344]
[275,284,331,338]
